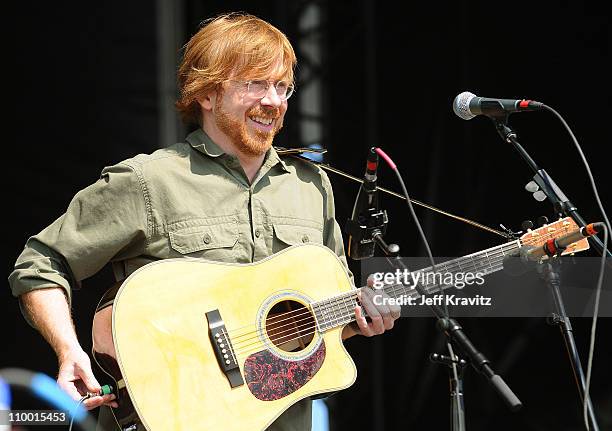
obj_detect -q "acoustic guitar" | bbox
[91,217,589,430]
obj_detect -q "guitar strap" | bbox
[95,280,123,312]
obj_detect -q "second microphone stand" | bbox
[373,237,522,431]
[538,258,600,431]
[492,115,601,430]
[346,186,522,431]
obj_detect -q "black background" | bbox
[3,1,610,430]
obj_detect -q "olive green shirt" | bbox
[9,128,351,431]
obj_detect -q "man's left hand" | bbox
[352,283,401,337]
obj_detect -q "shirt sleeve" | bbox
[320,169,355,286]
[8,162,150,307]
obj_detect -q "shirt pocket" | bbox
[272,218,324,253]
[168,221,239,261]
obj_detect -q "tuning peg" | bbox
[533,190,547,201]
[525,181,539,193]
[521,220,534,231]
[537,216,549,226]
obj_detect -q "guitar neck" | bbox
[312,240,521,331]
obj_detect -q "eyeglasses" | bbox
[228,80,295,101]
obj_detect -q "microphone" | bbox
[453,91,544,120]
[346,147,380,260]
[523,222,604,261]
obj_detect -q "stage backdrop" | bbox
[3,1,610,430]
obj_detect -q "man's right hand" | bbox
[57,348,118,410]
[19,288,117,410]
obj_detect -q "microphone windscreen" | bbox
[453,91,477,120]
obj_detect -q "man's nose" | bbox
[260,84,283,108]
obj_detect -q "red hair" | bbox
[176,13,297,125]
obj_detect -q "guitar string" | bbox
[231,294,358,349]
[227,245,506,339]
[227,226,573,343]
[233,225,576,355]
[231,296,356,347]
[231,226,577,357]
[232,255,508,356]
[231,233,565,354]
[234,262,500,358]
[232,252,514,358]
[232,262,504,358]
[230,305,323,339]
[227,239,512,340]
[230,227,575,354]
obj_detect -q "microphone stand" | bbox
[492,117,611,261]
[537,258,600,431]
[491,116,601,430]
[378,242,522,425]
[348,209,522,430]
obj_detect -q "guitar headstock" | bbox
[519,217,590,256]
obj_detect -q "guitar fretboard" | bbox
[311,240,522,331]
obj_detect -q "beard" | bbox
[214,94,284,157]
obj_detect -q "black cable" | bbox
[376,149,450,319]
[68,396,89,431]
[0,368,98,431]
[542,104,610,431]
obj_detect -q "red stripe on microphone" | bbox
[586,223,597,236]
[519,100,531,108]
[367,160,378,172]
[545,239,558,256]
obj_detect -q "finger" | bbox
[389,300,402,320]
[360,289,385,335]
[83,396,105,410]
[77,366,101,394]
[101,394,117,406]
[380,288,401,319]
[376,291,398,329]
[56,378,83,401]
[354,305,373,337]
[84,394,116,410]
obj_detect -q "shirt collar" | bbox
[185,128,289,173]
[185,128,225,157]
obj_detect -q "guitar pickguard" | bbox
[244,342,326,401]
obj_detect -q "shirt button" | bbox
[203,234,212,244]
[302,235,309,243]
[255,229,261,238]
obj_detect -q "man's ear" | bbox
[197,91,216,112]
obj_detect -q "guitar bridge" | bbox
[205,309,244,388]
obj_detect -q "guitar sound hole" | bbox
[266,300,315,352]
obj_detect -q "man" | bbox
[9,13,400,430]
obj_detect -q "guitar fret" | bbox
[323,297,334,331]
[327,294,342,329]
[312,303,324,332]
[341,293,354,325]
[331,295,341,328]
[455,259,463,273]
[388,282,406,301]
[327,295,340,330]
[484,250,493,273]
[338,293,352,326]
[316,298,331,331]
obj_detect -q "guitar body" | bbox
[92,244,357,430]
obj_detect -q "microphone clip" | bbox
[345,206,390,259]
